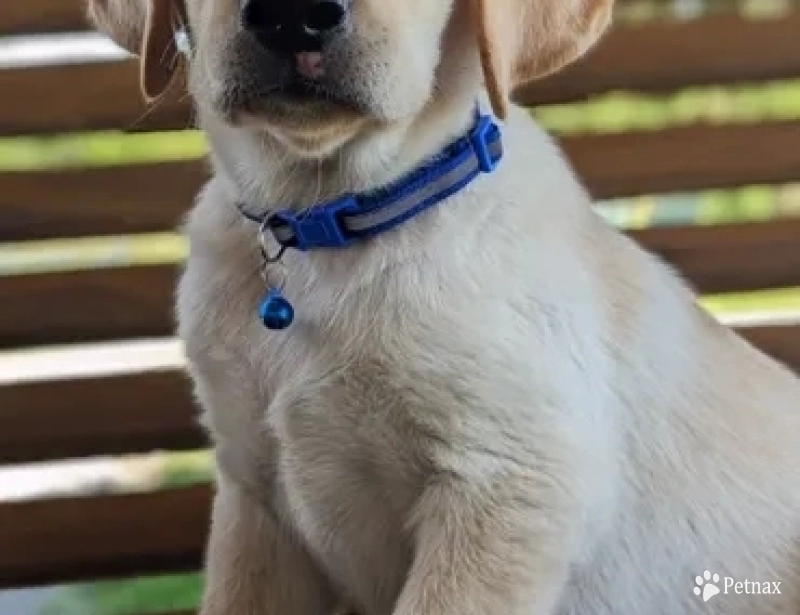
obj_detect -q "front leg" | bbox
[200,477,341,615]
[186,361,348,615]
[393,451,588,615]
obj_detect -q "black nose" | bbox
[242,0,347,53]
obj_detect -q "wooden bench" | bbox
[1,1,800,612]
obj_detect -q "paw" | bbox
[694,570,721,602]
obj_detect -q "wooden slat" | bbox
[0,321,797,587]
[0,265,178,348]
[2,221,800,348]
[4,12,800,136]
[4,121,800,240]
[0,160,206,241]
[630,220,800,295]
[515,11,800,105]
[0,0,88,36]
[739,323,800,374]
[0,60,192,137]
[0,485,211,588]
[0,370,206,464]
[561,121,800,200]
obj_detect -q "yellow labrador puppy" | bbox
[87,0,800,613]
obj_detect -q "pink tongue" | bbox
[296,52,325,79]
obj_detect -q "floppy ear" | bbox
[87,0,187,101]
[468,0,613,119]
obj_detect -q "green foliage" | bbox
[161,451,215,488]
[39,574,203,615]
[0,233,187,276]
[533,80,800,135]
[702,287,800,314]
[0,130,206,171]
[695,186,778,225]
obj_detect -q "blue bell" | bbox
[258,288,294,330]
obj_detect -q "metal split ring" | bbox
[258,217,288,290]
[258,216,287,263]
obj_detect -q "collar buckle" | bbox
[272,196,358,251]
[469,114,498,173]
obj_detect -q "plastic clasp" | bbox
[274,197,358,251]
[469,114,498,173]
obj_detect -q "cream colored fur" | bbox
[87,0,800,612]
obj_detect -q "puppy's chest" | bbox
[268,352,431,511]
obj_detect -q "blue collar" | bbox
[239,112,503,251]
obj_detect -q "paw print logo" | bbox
[694,570,721,602]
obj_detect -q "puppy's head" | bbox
[87,0,611,158]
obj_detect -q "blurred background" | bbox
[0,0,799,613]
